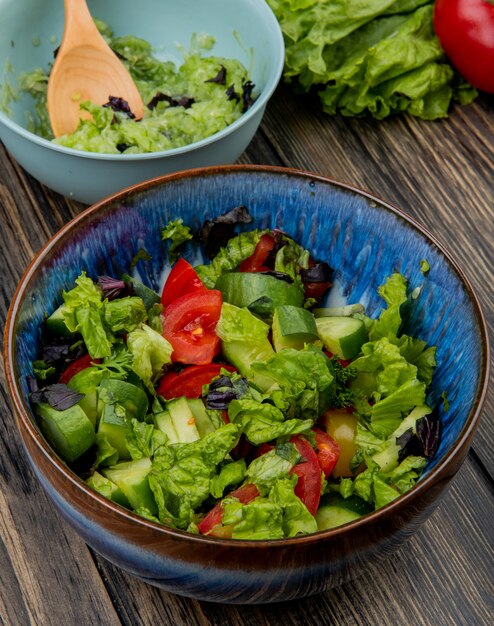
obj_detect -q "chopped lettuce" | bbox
[18,25,255,154]
[161,219,193,264]
[250,345,336,418]
[210,459,247,499]
[126,324,173,390]
[103,297,147,333]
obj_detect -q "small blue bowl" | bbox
[0,0,284,204]
[4,166,489,603]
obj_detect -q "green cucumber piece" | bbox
[166,397,200,443]
[216,272,304,319]
[272,305,319,352]
[85,471,131,508]
[187,399,217,437]
[34,402,95,463]
[153,410,179,444]
[98,378,149,420]
[102,458,157,514]
[313,304,365,318]
[121,274,161,310]
[45,304,72,336]
[68,366,107,425]
[316,494,372,530]
[315,316,368,359]
[97,404,132,461]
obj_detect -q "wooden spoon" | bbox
[47,0,144,137]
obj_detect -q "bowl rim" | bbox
[0,0,285,161]
[4,164,491,549]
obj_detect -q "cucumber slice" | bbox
[315,316,368,359]
[102,458,157,514]
[97,403,132,461]
[187,399,218,437]
[316,494,372,530]
[216,272,304,319]
[34,402,95,463]
[98,378,149,420]
[85,471,131,508]
[313,304,365,318]
[45,304,72,336]
[272,305,319,352]
[166,397,200,443]
[153,410,179,444]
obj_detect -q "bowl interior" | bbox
[10,168,487,482]
[0,0,282,131]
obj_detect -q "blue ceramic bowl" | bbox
[4,166,489,603]
[0,0,284,204]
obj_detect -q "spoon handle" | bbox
[62,0,104,47]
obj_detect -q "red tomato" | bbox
[161,258,207,308]
[289,435,322,515]
[434,0,494,93]
[239,233,276,272]
[312,427,341,479]
[59,354,97,384]
[156,363,236,400]
[198,484,260,535]
[304,281,332,300]
[162,290,222,365]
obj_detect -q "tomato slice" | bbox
[163,290,223,365]
[156,363,236,400]
[312,427,341,479]
[239,233,276,272]
[161,258,207,308]
[59,354,97,385]
[198,484,260,535]
[289,435,322,515]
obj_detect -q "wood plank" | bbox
[69,453,494,626]
[259,86,494,476]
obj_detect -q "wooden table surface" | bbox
[0,84,493,626]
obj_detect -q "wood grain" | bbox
[0,85,492,626]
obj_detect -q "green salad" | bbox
[29,207,441,539]
[17,22,256,154]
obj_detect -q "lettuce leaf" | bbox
[268,0,477,120]
[228,398,313,444]
[127,324,173,391]
[250,345,335,419]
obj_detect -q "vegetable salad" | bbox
[29,207,441,540]
[18,23,256,154]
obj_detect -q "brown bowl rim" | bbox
[4,164,491,549]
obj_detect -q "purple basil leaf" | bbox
[396,428,424,463]
[416,412,442,458]
[147,92,194,110]
[205,65,227,85]
[300,262,334,284]
[206,375,248,410]
[97,275,132,301]
[241,80,256,112]
[200,205,253,259]
[27,376,40,394]
[30,383,84,411]
[103,96,136,119]
[226,84,239,102]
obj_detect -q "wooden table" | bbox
[1,84,493,626]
